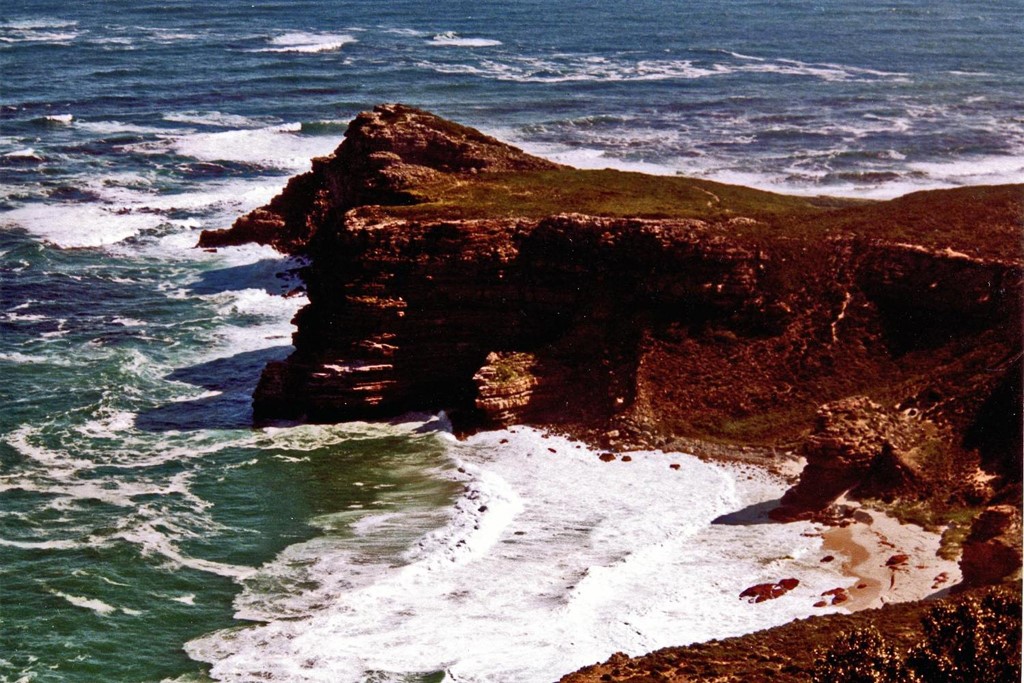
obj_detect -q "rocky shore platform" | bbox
[199,104,1022,681]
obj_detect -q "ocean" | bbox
[0,1,1019,681]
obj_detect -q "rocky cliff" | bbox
[200,103,1023,681]
[202,105,1020,504]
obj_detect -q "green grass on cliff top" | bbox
[399,168,843,220]
[384,168,1022,259]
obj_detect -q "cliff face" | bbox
[203,102,1021,538]
[252,210,780,430]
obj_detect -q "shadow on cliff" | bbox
[712,499,783,526]
[187,259,303,296]
[135,346,292,432]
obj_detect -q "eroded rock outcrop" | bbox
[770,397,933,521]
[251,211,773,426]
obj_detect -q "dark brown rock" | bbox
[822,587,850,605]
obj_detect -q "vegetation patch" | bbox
[381,170,1022,259]
[812,589,1021,683]
[487,352,536,385]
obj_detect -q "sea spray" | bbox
[187,428,854,682]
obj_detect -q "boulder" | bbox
[740,578,800,603]
[959,504,1022,587]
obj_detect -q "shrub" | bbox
[811,627,911,683]
[905,591,1022,683]
[813,589,1021,683]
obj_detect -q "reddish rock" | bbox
[199,104,559,252]
[669,463,681,470]
[599,453,617,463]
[770,397,929,521]
[740,578,800,603]
[886,553,910,568]
[959,504,1023,587]
[820,555,835,563]
[621,455,632,462]
[821,587,849,605]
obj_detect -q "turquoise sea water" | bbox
[1,1,1021,681]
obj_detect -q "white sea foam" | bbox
[515,132,1024,200]
[75,120,171,135]
[0,202,165,248]
[429,32,502,48]
[515,140,682,176]
[419,51,906,84]
[3,147,43,159]
[0,351,73,365]
[116,521,256,580]
[0,537,79,550]
[152,124,339,172]
[383,27,426,37]
[187,428,866,682]
[163,111,270,128]
[49,590,117,616]
[77,408,138,439]
[907,153,1024,184]
[735,57,909,83]
[4,161,295,252]
[253,32,357,53]
[0,20,79,45]
[0,18,78,30]
[421,56,723,83]
[146,28,205,43]
[88,35,135,47]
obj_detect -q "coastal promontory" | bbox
[200,104,1022,681]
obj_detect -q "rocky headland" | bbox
[200,104,1022,681]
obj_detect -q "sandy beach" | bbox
[820,503,960,612]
